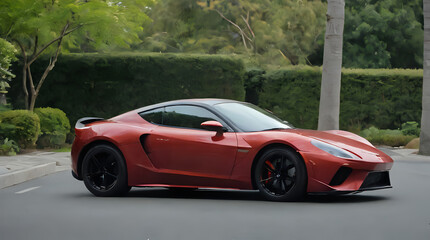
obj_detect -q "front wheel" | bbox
[82,144,131,197]
[254,147,307,201]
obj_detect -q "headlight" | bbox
[311,139,360,160]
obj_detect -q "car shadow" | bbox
[304,194,390,204]
[125,188,265,201]
[123,188,390,203]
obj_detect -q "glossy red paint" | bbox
[71,99,393,194]
[201,120,223,128]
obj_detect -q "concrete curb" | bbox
[0,162,56,189]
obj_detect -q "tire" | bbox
[254,147,307,201]
[82,144,131,197]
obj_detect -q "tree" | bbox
[343,0,423,69]
[0,38,17,105]
[317,0,345,131]
[0,0,152,111]
[420,0,430,155]
[140,0,326,68]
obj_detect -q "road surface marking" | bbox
[15,186,40,194]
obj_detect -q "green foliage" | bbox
[258,66,322,129]
[401,121,420,137]
[140,0,326,68]
[140,0,423,69]
[0,110,40,147]
[0,0,152,54]
[256,67,423,130]
[51,146,71,152]
[360,126,416,147]
[343,0,423,68]
[34,108,70,135]
[0,38,17,78]
[0,0,153,110]
[244,68,265,104]
[0,104,12,113]
[0,38,17,94]
[0,138,20,156]
[9,53,245,126]
[34,107,71,148]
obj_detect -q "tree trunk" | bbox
[29,93,37,111]
[22,62,29,110]
[317,0,345,131]
[420,0,430,155]
[0,93,6,105]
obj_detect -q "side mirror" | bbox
[201,121,224,133]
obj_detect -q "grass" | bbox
[51,147,71,152]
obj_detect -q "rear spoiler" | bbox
[75,117,104,129]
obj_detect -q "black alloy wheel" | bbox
[82,144,130,197]
[254,147,307,201]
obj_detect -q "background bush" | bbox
[244,68,266,105]
[10,53,245,125]
[250,66,423,130]
[360,126,417,147]
[8,53,423,132]
[0,138,19,156]
[401,121,420,136]
[0,110,40,147]
[34,107,71,148]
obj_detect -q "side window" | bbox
[139,108,163,124]
[163,105,223,130]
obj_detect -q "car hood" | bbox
[287,129,389,159]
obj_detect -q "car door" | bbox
[141,105,238,178]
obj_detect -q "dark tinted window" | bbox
[163,105,222,130]
[139,108,163,124]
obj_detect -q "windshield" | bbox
[213,102,293,132]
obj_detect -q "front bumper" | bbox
[358,171,391,191]
[71,170,82,180]
[301,150,393,193]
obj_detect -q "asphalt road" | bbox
[1,159,430,240]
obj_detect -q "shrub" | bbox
[0,110,40,147]
[401,121,420,136]
[369,134,415,147]
[34,107,71,148]
[259,66,322,129]
[360,126,416,147]
[244,68,265,105]
[256,67,422,130]
[10,53,245,125]
[0,138,19,156]
[0,104,12,113]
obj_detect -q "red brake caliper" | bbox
[264,160,275,184]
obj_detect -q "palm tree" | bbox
[318,0,345,130]
[420,0,430,155]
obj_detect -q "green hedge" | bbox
[254,66,423,130]
[34,107,71,148]
[0,110,40,147]
[10,53,245,125]
[8,53,422,131]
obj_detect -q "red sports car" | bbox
[71,99,393,201]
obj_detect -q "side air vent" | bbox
[329,166,353,186]
[139,134,150,154]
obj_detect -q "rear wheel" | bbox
[82,144,131,197]
[254,147,307,201]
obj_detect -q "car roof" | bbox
[134,98,241,113]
